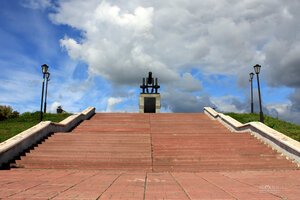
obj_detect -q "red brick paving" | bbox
[1,113,299,199]
[145,173,190,200]
[0,169,300,199]
[99,173,146,199]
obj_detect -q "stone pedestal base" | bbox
[139,94,161,113]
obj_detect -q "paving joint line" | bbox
[195,173,238,200]
[96,173,123,200]
[2,169,50,187]
[6,181,45,198]
[143,172,148,200]
[170,173,191,200]
[49,171,100,199]
[220,172,287,199]
[6,170,77,198]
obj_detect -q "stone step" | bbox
[25,152,150,157]
[15,113,299,171]
[36,143,151,147]
[16,156,291,165]
[11,163,295,172]
[26,149,151,154]
[19,156,151,161]
[16,159,152,165]
[32,147,150,152]
[11,163,152,171]
[153,164,297,171]
[72,128,150,133]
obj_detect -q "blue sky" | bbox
[1,0,300,124]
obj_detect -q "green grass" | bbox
[0,112,72,143]
[225,112,300,142]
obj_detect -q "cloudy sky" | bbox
[0,0,300,124]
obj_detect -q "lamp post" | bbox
[249,72,254,113]
[40,64,49,122]
[254,64,264,123]
[44,72,50,113]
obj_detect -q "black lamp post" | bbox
[40,64,49,122]
[44,72,50,113]
[249,72,254,113]
[254,64,264,123]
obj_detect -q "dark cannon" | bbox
[140,72,160,94]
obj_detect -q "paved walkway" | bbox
[0,169,299,199]
[1,113,299,199]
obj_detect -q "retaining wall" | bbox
[0,107,95,168]
[204,107,300,165]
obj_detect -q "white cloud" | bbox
[46,0,300,118]
[49,0,300,85]
[177,73,202,92]
[0,68,41,105]
[105,97,123,112]
[50,102,61,113]
[161,88,215,113]
[94,3,154,34]
[264,102,300,125]
[53,1,179,85]
[211,95,243,113]
[46,64,96,113]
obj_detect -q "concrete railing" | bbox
[204,107,300,165]
[0,107,95,168]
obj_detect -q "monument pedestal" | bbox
[139,93,161,113]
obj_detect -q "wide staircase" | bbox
[11,113,298,171]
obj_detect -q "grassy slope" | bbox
[0,112,72,143]
[225,113,300,142]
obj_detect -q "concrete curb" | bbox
[204,107,300,165]
[0,107,95,168]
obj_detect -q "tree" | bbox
[0,105,20,121]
